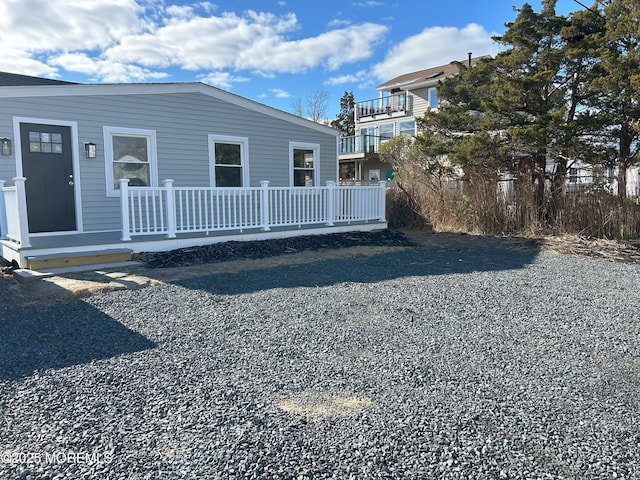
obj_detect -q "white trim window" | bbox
[208,135,249,187]
[428,87,439,110]
[378,122,394,142]
[290,142,319,186]
[399,120,416,137]
[103,126,158,196]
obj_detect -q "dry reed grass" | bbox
[386,178,640,240]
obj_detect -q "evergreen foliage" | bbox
[381,0,640,236]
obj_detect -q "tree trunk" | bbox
[532,156,547,221]
[548,158,567,223]
[617,166,628,199]
[617,127,633,199]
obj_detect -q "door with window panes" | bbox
[20,123,76,232]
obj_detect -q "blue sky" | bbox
[0,0,582,118]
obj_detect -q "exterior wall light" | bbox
[84,142,96,159]
[1,138,12,156]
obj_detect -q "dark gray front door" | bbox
[20,123,76,233]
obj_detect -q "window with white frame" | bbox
[399,120,416,137]
[428,87,439,109]
[103,126,157,196]
[569,167,578,183]
[378,123,394,142]
[209,135,249,187]
[290,142,319,186]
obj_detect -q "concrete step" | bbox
[26,248,133,271]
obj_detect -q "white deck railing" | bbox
[120,179,386,241]
[0,177,31,247]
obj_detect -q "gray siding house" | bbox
[339,57,483,183]
[0,75,387,269]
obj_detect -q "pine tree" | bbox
[331,91,355,135]
[587,0,640,198]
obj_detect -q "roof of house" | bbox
[0,75,337,136]
[376,56,486,91]
[0,71,77,86]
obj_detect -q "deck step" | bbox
[26,248,133,271]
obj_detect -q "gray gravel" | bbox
[1,243,640,479]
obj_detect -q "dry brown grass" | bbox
[387,179,640,240]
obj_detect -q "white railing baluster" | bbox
[164,180,176,238]
[119,178,131,241]
[222,191,228,228]
[190,190,196,230]
[137,190,143,233]
[260,180,270,231]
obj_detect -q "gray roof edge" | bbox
[0,81,338,137]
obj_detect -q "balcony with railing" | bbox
[355,93,408,120]
[339,134,384,159]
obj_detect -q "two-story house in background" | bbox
[340,56,640,197]
[339,56,480,184]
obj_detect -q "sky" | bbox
[0,0,583,119]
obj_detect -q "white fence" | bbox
[120,179,386,241]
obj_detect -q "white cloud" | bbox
[0,0,388,85]
[0,0,145,51]
[372,23,501,81]
[328,19,352,28]
[270,88,291,98]
[353,1,384,7]
[0,0,146,76]
[246,23,387,72]
[198,71,250,90]
[49,52,169,83]
[106,12,387,74]
[325,71,368,86]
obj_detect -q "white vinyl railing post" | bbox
[164,179,177,238]
[260,180,271,231]
[0,180,6,239]
[378,180,387,221]
[13,177,31,247]
[119,178,131,241]
[325,180,335,226]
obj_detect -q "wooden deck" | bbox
[1,221,387,268]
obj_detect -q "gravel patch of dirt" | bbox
[2,229,640,306]
[2,239,640,478]
[2,230,414,306]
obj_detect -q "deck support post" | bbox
[0,180,6,239]
[378,180,387,222]
[164,179,177,238]
[119,178,131,241]
[13,177,31,248]
[325,180,335,226]
[260,180,271,231]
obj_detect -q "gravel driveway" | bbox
[1,239,640,479]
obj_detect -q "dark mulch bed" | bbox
[133,229,415,268]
